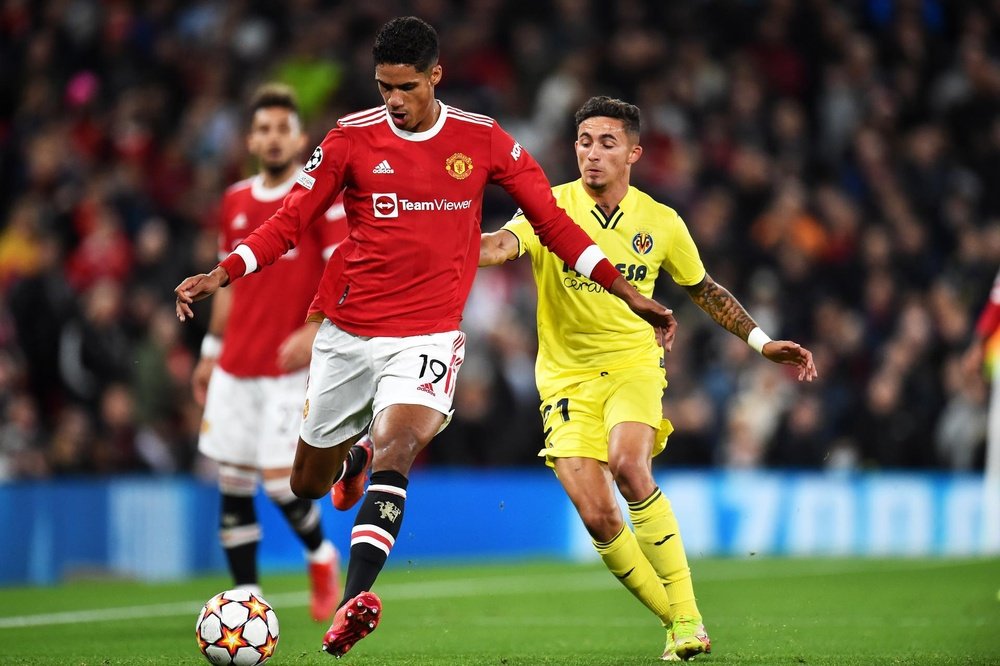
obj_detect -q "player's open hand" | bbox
[277,321,321,371]
[174,267,229,322]
[762,340,818,382]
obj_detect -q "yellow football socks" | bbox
[628,488,700,619]
[593,524,672,626]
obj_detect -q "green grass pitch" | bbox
[1,558,997,664]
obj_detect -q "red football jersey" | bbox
[220,103,619,337]
[218,173,346,376]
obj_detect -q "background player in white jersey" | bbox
[176,18,676,657]
[193,84,347,622]
[480,96,817,661]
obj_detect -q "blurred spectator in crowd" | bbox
[0,391,46,479]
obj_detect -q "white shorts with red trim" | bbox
[300,319,465,448]
[198,366,308,469]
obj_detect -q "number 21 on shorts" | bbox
[541,397,570,443]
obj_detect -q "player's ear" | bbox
[429,64,442,87]
[627,143,643,165]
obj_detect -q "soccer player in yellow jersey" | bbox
[480,96,817,661]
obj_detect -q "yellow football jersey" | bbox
[504,179,706,396]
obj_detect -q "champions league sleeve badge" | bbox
[304,146,323,172]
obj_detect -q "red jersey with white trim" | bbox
[226,103,615,337]
[218,173,346,377]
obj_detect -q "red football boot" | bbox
[322,591,382,657]
[331,437,373,511]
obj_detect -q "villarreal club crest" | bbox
[632,231,653,255]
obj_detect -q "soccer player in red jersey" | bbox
[192,84,347,623]
[176,17,676,657]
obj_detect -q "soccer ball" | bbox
[195,590,279,665]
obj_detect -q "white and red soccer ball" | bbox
[196,590,279,665]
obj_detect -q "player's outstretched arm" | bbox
[174,266,230,322]
[607,276,677,351]
[683,273,817,382]
[479,230,519,267]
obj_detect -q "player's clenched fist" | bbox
[174,267,229,321]
[627,296,676,351]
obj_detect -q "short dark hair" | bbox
[249,83,299,118]
[373,16,439,72]
[574,96,641,139]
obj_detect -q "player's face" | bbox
[247,106,306,175]
[375,63,443,132]
[575,117,642,193]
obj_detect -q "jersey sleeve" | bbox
[220,128,348,281]
[500,208,539,259]
[487,123,619,289]
[661,209,707,286]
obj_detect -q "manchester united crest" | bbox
[375,500,402,522]
[632,231,654,255]
[445,152,473,180]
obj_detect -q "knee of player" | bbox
[289,471,328,500]
[608,457,654,496]
[370,431,425,471]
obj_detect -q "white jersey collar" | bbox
[251,171,299,202]
[386,102,448,142]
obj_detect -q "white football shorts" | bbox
[198,366,308,469]
[301,319,466,448]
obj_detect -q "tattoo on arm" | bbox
[684,275,758,341]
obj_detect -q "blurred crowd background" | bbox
[1,0,999,479]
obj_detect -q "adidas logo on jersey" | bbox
[417,382,436,396]
[372,159,394,174]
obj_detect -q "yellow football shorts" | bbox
[537,366,673,467]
